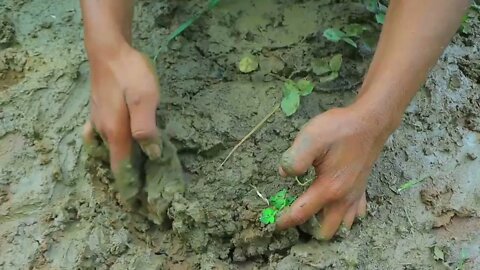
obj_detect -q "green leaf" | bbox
[238,55,259,73]
[375,13,385,24]
[319,72,339,83]
[260,208,277,224]
[365,0,378,12]
[343,24,366,37]
[311,58,331,76]
[296,79,314,96]
[269,189,287,209]
[283,79,298,96]
[286,196,296,207]
[342,37,357,48]
[167,17,198,43]
[281,90,300,116]
[378,3,388,13]
[208,0,220,9]
[396,177,427,193]
[323,28,346,42]
[329,54,343,72]
[433,246,445,261]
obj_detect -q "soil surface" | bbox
[0,0,479,269]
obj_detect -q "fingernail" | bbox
[280,148,296,175]
[357,214,367,222]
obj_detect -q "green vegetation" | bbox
[238,54,259,73]
[396,177,427,193]
[323,23,368,48]
[259,189,296,224]
[311,53,343,83]
[460,3,479,35]
[365,0,387,25]
[281,78,314,116]
[154,0,220,60]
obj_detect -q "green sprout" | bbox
[154,0,220,60]
[323,24,368,48]
[396,177,427,193]
[259,189,296,224]
[365,0,387,25]
[281,78,314,116]
[311,53,343,83]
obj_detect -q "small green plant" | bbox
[259,189,296,224]
[365,0,387,25]
[281,78,314,116]
[311,53,343,83]
[323,24,368,48]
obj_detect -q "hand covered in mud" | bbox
[276,106,393,240]
[83,45,161,175]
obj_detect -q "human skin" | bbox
[79,0,470,239]
[80,0,161,177]
[276,0,470,239]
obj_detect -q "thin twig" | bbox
[250,184,269,205]
[295,176,313,186]
[218,104,280,168]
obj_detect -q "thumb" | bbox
[279,122,330,177]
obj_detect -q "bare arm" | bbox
[80,0,161,191]
[354,0,470,131]
[80,0,134,62]
[277,0,470,239]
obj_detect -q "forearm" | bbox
[80,0,135,63]
[354,0,470,131]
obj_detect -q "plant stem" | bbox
[295,176,313,186]
[218,104,280,168]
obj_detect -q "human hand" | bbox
[276,105,395,239]
[83,44,161,177]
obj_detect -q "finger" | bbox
[126,82,161,160]
[319,203,349,240]
[276,177,330,230]
[102,116,133,173]
[279,121,329,176]
[82,121,95,146]
[356,192,367,218]
[342,203,357,230]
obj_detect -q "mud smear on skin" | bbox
[0,0,479,269]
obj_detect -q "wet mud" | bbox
[0,0,479,269]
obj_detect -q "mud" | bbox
[0,0,479,269]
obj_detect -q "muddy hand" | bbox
[276,106,392,240]
[82,45,161,180]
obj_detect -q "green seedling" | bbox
[154,0,220,60]
[260,189,296,224]
[323,24,368,48]
[365,0,387,25]
[311,53,343,83]
[281,78,314,116]
[323,28,357,48]
[460,4,479,35]
[396,177,427,193]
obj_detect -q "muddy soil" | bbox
[0,0,479,269]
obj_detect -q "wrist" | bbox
[84,30,132,65]
[349,88,403,137]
